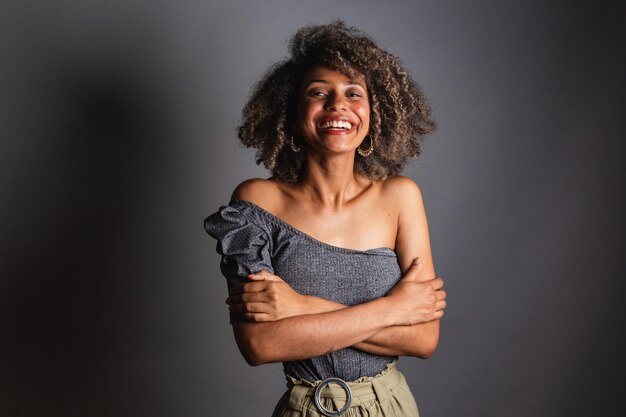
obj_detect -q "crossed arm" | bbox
[230,262,444,365]
[227,178,447,365]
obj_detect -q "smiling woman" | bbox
[297,66,371,155]
[205,20,444,417]
[237,20,435,184]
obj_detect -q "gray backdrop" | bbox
[1,1,624,416]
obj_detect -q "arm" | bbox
[225,177,444,364]
[233,295,404,366]
[227,178,446,358]
[231,260,440,365]
[231,262,445,358]
[355,177,444,357]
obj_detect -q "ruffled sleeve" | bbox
[204,203,274,322]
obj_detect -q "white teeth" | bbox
[320,120,352,130]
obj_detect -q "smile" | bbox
[319,120,352,130]
[317,119,356,134]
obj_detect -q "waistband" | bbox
[284,361,401,413]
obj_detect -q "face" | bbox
[295,65,370,154]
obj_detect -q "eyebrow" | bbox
[305,79,364,87]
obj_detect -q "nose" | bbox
[324,93,347,111]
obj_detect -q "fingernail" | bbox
[413,258,421,265]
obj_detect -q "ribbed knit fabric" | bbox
[204,200,402,382]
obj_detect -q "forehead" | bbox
[301,65,366,88]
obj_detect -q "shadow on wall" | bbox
[0,31,176,416]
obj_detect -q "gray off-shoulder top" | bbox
[204,200,402,382]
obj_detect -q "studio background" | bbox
[1,1,624,416]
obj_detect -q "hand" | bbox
[226,270,309,322]
[385,258,447,326]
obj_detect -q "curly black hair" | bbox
[238,20,436,183]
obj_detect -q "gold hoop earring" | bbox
[290,134,302,153]
[357,136,374,157]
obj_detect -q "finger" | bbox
[247,274,266,281]
[259,271,284,282]
[435,300,447,311]
[429,277,444,290]
[230,279,274,295]
[401,258,423,280]
[229,302,271,314]
[249,271,282,282]
[410,257,422,271]
[226,295,247,305]
[241,282,271,294]
[238,292,271,304]
[243,313,273,322]
[437,290,447,301]
[229,285,243,296]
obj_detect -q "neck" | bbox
[299,151,365,209]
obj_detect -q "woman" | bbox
[205,21,446,417]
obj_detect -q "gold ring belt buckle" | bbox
[313,377,353,416]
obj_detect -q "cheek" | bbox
[295,102,312,132]
[298,102,320,126]
[358,104,371,126]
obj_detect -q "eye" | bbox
[307,90,327,97]
[346,89,364,98]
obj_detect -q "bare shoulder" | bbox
[382,176,432,275]
[380,175,424,211]
[230,178,284,212]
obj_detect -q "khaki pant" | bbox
[271,361,420,417]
